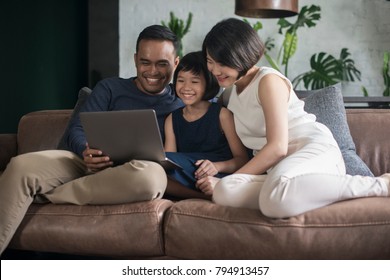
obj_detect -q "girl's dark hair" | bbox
[136,25,180,56]
[202,18,265,78]
[173,51,220,101]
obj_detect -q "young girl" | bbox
[164,51,248,199]
[201,18,390,218]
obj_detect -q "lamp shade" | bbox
[235,0,298,18]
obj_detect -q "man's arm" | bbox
[66,81,111,157]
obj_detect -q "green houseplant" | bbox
[273,5,321,78]
[245,4,362,91]
[292,48,361,90]
[245,5,321,78]
[361,51,389,97]
[161,12,193,58]
[383,51,390,96]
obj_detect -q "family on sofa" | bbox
[1,18,389,256]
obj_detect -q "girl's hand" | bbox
[196,176,220,196]
[82,143,113,173]
[194,159,218,179]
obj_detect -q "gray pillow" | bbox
[57,87,92,150]
[295,84,373,176]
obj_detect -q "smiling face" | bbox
[175,70,206,106]
[206,52,239,88]
[134,39,179,95]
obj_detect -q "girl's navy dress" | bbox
[166,103,233,190]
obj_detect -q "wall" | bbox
[119,0,390,97]
[0,0,88,133]
[88,0,119,88]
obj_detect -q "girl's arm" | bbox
[164,113,177,152]
[195,107,248,178]
[235,74,290,175]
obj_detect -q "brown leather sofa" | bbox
[1,108,389,259]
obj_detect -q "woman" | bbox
[201,18,390,218]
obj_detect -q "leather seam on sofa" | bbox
[25,209,167,216]
[167,211,390,227]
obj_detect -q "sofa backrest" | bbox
[346,108,390,176]
[17,110,72,155]
[14,108,390,176]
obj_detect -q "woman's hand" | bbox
[194,159,218,179]
[195,176,220,196]
[82,143,113,173]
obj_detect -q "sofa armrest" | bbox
[0,134,17,171]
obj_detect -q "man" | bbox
[0,25,183,255]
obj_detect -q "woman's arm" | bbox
[215,107,249,173]
[164,113,177,152]
[235,74,290,175]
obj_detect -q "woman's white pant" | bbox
[213,124,388,218]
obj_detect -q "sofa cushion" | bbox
[346,109,390,176]
[17,110,73,155]
[164,198,390,259]
[9,199,173,258]
[295,85,373,176]
[57,87,92,150]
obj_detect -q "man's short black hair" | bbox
[136,25,180,56]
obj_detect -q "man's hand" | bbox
[195,176,220,196]
[82,143,113,173]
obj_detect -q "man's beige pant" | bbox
[0,150,167,255]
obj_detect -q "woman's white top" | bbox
[227,67,336,155]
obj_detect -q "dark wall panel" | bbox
[88,0,119,88]
[0,0,88,133]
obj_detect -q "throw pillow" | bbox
[295,84,373,176]
[57,87,92,150]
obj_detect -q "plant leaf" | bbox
[282,32,297,65]
[183,12,193,35]
[264,37,275,52]
[264,53,281,72]
[361,86,369,97]
[337,48,361,82]
[277,18,292,34]
[253,21,263,32]
[244,18,263,32]
[276,5,321,77]
[293,49,362,90]
[296,5,321,29]
[293,52,340,89]
[383,51,390,96]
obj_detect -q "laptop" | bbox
[79,109,182,170]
